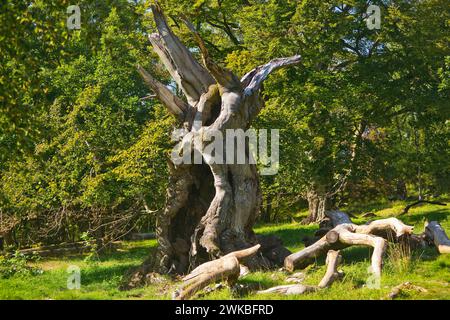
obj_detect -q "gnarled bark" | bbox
[173,245,260,300]
[302,189,329,224]
[125,3,300,287]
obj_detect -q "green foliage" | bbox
[0,252,43,279]
[0,203,448,300]
[0,0,449,242]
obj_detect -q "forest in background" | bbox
[0,0,449,249]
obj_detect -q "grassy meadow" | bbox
[0,201,449,300]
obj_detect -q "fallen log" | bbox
[318,250,343,288]
[284,211,414,275]
[172,244,260,300]
[399,200,447,216]
[425,221,450,254]
[258,250,343,295]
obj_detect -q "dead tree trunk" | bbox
[128,4,300,284]
[173,245,260,300]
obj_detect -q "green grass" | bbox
[1,202,449,300]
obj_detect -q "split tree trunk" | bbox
[130,4,301,283]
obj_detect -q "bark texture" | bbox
[129,4,301,285]
[172,245,260,300]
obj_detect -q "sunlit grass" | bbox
[0,202,448,300]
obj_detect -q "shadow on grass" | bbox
[399,209,449,226]
[81,263,138,286]
[99,245,157,263]
[257,225,316,250]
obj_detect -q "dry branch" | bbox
[284,211,414,275]
[173,245,260,300]
[318,250,343,288]
[258,250,343,295]
[399,200,447,216]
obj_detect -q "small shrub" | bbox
[0,251,43,279]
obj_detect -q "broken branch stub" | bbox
[173,245,260,300]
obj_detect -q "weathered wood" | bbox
[285,212,414,275]
[257,284,317,295]
[425,221,450,254]
[132,5,301,279]
[284,235,334,272]
[354,217,414,238]
[337,226,386,276]
[137,65,188,118]
[173,245,260,300]
[259,250,343,295]
[318,250,343,288]
[387,282,428,299]
[149,3,215,106]
[326,210,353,226]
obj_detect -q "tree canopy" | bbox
[0,0,448,246]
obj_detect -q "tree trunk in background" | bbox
[131,4,301,277]
[396,180,407,200]
[302,189,329,224]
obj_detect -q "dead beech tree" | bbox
[285,211,414,275]
[133,4,300,280]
